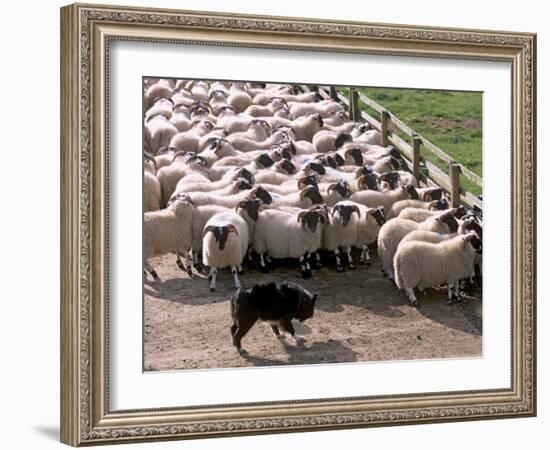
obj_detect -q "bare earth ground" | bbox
[144,248,482,371]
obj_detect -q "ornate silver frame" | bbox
[60,3,536,446]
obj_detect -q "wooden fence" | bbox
[299,85,483,211]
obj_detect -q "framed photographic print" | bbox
[60,3,537,446]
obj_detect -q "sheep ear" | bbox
[226,224,239,236]
[351,204,361,217]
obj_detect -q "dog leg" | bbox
[279,320,305,345]
[208,267,218,292]
[232,318,257,355]
[231,266,241,290]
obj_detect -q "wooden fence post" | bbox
[380,109,389,147]
[450,163,461,208]
[412,134,421,181]
[348,89,359,122]
[329,85,338,101]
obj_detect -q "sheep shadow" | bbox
[144,275,234,306]
[414,290,482,336]
[240,338,358,367]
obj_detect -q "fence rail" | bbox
[300,85,483,211]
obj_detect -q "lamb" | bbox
[145,79,173,109]
[227,119,271,145]
[394,233,482,307]
[377,211,459,280]
[143,193,195,280]
[322,201,361,271]
[202,211,249,291]
[253,206,328,278]
[349,184,418,213]
[227,129,289,152]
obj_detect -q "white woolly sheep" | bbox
[227,83,253,113]
[143,193,195,280]
[394,233,482,306]
[387,198,449,220]
[145,115,179,154]
[202,211,249,291]
[253,206,328,278]
[144,170,161,212]
[349,184,418,213]
[323,201,361,271]
[269,185,324,208]
[377,211,460,280]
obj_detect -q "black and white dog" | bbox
[230,282,317,354]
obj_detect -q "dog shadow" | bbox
[240,338,358,367]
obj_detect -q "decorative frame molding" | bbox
[60,3,536,446]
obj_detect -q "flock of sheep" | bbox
[143,79,483,307]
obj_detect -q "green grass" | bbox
[343,87,482,197]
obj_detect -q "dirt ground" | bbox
[143,248,482,371]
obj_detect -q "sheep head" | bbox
[297,209,325,233]
[435,211,459,233]
[299,186,323,206]
[202,224,239,251]
[249,186,273,205]
[464,232,482,255]
[357,173,379,191]
[344,146,363,165]
[332,203,361,226]
[297,175,318,190]
[367,206,386,227]
[327,180,351,199]
[275,159,297,175]
[236,199,261,221]
[401,184,419,200]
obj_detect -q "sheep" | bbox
[144,115,179,154]
[288,99,344,119]
[156,152,209,206]
[349,184,418,213]
[253,206,328,278]
[202,211,249,291]
[190,199,261,269]
[323,201,361,271]
[144,170,161,212]
[145,79,173,109]
[169,108,193,132]
[227,129,289,152]
[144,152,156,175]
[145,97,174,121]
[377,211,459,280]
[143,193,195,280]
[387,198,449,220]
[354,129,382,145]
[171,166,255,195]
[227,119,271,145]
[398,205,466,223]
[169,120,214,153]
[183,185,273,208]
[394,233,482,307]
[253,91,317,106]
[312,130,353,153]
[319,180,352,206]
[269,185,324,208]
[377,170,418,189]
[209,90,230,113]
[290,114,324,142]
[227,82,253,113]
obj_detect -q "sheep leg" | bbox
[313,251,322,269]
[447,285,454,304]
[144,261,160,281]
[271,324,283,338]
[231,266,241,290]
[208,267,218,292]
[278,320,305,345]
[360,245,371,265]
[300,255,312,279]
[334,249,344,272]
[454,283,463,303]
[176,251,194,278]
[237,264,244,275]
[345,247,356,270]
[258,253,270,273]
[404,287,419,307]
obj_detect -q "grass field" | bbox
[353,87,483,196]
